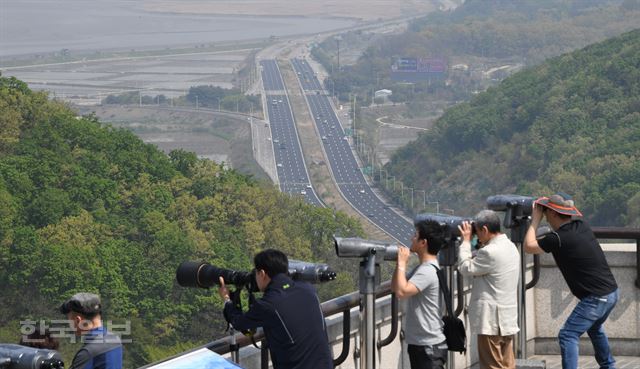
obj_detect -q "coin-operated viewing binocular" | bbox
[415,213,472,266]
[487,194,535,243]
[333,237,399,260]
[486,194,534,227]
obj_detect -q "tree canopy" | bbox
[312,0,640,105]
[385,29,640,226]
[0,77,363,366]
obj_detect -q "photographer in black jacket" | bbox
[217,249,332,369]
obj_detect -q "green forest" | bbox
[385,29,640,226]
[312,0,640,104]
[0,77,363,367]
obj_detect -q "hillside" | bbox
[385,29,640,226]
[312,0,640,104]
[0,77,363,366]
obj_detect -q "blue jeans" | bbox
[558,289,618,369]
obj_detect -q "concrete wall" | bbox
[532,243,639,356]
[228,243,638,368]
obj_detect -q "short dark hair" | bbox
[474,210,501,234]
[59,292,101,319]
[254,249,289,278]
[414,219,445,255]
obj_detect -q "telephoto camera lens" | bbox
[176,262,254,289]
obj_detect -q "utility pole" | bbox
[410,188,414,210]
[352,94,357,142]
[336,36,341,72]
[417,190,426,210]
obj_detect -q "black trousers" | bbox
[407,344,447,369]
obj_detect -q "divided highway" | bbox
[259,60,323,207]
[290,58,414,245]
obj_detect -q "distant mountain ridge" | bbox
[385,29,640,226]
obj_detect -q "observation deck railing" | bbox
[140,227,639,369]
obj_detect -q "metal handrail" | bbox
[522,228,640,291]
[143,227,638,368]
[332,311,351,366]
[377,293,398,348]
[525,254,540,290]
[205,280,394,359]
[592,227,639,289]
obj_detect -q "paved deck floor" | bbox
[529,355,640,369]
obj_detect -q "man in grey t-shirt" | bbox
[392,219,447,369]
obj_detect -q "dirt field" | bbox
[77,105,268,179]
[144,0,437,21]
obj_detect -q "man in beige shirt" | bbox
[458,210,520,369]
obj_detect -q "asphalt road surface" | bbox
[260,59,323,207]
[291,58,414,245]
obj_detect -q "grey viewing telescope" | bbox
[333,237,399,261]
[0,344,64,369]
[334,236,403,369]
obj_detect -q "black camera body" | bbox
[415,213,471,266]
[0,344,64,369]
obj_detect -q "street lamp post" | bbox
[428,201,440,214]
[417,190,426,210]
[380,169,387,184]
[410,188,414,210]
[335,36,342,72]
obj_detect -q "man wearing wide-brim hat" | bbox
[523,193,618,369]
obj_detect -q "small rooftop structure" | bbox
[374,89,392,99]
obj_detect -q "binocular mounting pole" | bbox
[358,249,379,369]
[503,208,531,359]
